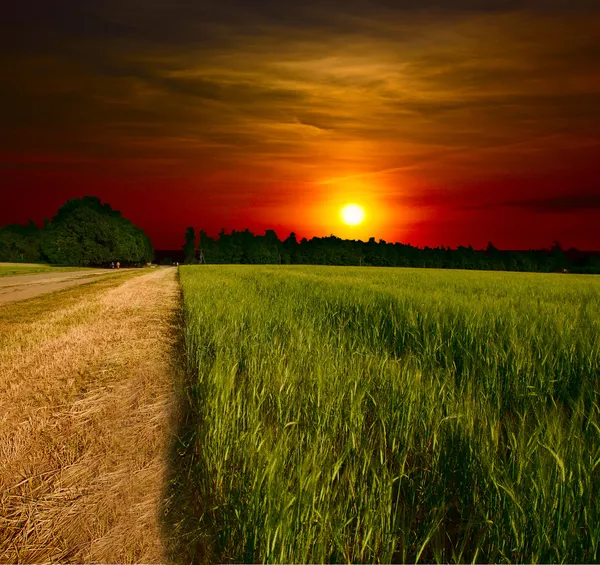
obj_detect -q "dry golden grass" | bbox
[0,267,180,563]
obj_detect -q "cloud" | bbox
[456,192,600,213]
[1,0,599,193]
[501,193,600,212]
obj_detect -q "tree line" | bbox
[178,227,600,274]
[0,196,153,266]
[2,195,598,273]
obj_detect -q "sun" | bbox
[340,203,365,226]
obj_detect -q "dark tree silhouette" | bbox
[183,227,197,264]
[550,240,567,272]
[39,196,152,266]
[3,205,598,273]
[172,229,599,274]
[0,221,42,262]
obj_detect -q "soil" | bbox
[0,269,128,304]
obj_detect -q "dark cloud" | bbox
[456,192,600,213]
[2,0,599,54]
[502,193,600,212]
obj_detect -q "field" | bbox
[173,265,600,564]
[0,262,90,277]
[0,268,179,562]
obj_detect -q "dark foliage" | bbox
[0,221,42,262]
[183,226,197,264]
[1,196,153,266]
[183,228,600,273]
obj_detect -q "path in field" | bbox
[0,269,127,304]
[0,268,180,562]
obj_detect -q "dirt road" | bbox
[0,268,180,562]
[0,269,124,304]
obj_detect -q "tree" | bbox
[183,227,197,264]
[283,232,297,247]
[216,229,234,263]
[0,221,42,262]
[583,255,600,274]
[40,196,152,266]
[198,229,217,263]
[550,240,568,272]
[282,232,298,264]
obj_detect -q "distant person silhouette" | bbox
[111,261,115,269]
[116,262,120,269]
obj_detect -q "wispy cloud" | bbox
[2,5,599,185]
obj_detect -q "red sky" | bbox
[1,1,599,250]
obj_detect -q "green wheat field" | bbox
[170,265,600,564]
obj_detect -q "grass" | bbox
[0,269,141,327]
[0,262,94,277]
[0,268,178,563]
[172,265,600,564]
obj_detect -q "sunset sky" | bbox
[1,0,599,249]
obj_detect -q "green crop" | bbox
[170,265,600,564]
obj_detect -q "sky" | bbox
[1,0,599,250]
